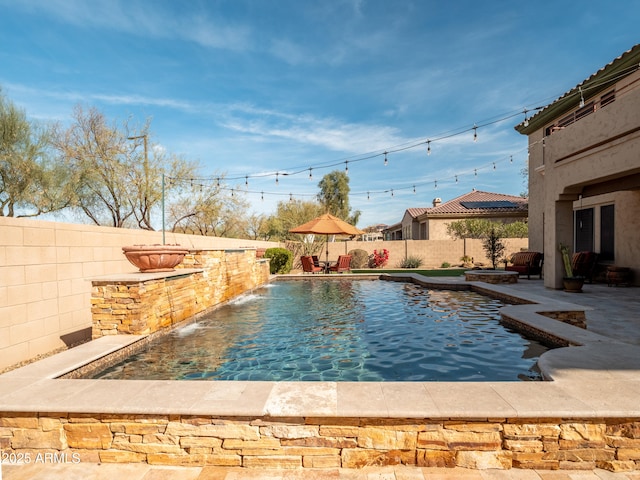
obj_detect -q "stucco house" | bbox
[515,44,640,288]
[383,190,528,240]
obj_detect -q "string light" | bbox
[434,180,437,189]
[309,168,313,180]
[261,191,264,201]
[367,191,370,201]
[523,109,529,127]
[275,172,279,185]
[473,124,478,142]
[427,140,431,156]
[391,189,394,197]
[579,87,585,108]
[345,160,349,175]
[493,162,496,170]
[384,152,388,166]
[413,185,416,194]
[245,176,248,186]
[474,168,477,176]
[455,175,458,183]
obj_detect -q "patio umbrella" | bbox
[289,213,365,265]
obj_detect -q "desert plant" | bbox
[441,262,451,268]
[348,249,370,269]
[398,255,423,269]
[264,247,293,274]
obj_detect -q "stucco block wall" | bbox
[327,238,529,268]
[0,217,277,371]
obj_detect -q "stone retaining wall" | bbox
[91,250,270,337]
[1,414,639,471]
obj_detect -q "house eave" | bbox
[515,44,640,136]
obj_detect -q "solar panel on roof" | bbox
[460,201,519,209]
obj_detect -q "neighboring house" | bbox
[383,190,528,241]
[515,44,640,288]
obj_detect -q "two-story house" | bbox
[515,44,640,288]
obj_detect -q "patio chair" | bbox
[505,251,543,279]
[571,251,598,283]
[311,255,321,267]
[329,255,352,274]
[301,255,323,274]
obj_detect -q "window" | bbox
[600,205,615,261]
[575,208,594,252]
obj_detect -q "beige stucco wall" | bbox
[327,238,529,268]
[527,69,640,287]
[0,216,277,371]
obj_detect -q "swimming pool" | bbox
[93,279,547,381]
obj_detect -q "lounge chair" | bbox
[505,251,543,279]
[301,255,323,274]
[329,255,352,274]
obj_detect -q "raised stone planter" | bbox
[465,270,519,284]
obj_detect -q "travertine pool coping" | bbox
[2,273,640,419]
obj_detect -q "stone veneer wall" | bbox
[91,250,270,337]
[1,414,640,471]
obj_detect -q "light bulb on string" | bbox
[434,180,437,189]
[413,185,416,194]
[455,175,458,183]
[579,87,585,108]
[345,160,349,175]
[384,152,388,166]
[427,140,431,156]
[493,162,496,170]
[216,177,220,187]
[367,191,370,201]
[474,168,477,176]
[473,124,478,142]
[309,168,313,180]
[391,189,394,197]
[261,191,264,201]
[523,109,529,127]
[245,176,248,187]
[275,172,279,185]
[510,155,513,163]
[231,188,234,197]
[289,193,293,202]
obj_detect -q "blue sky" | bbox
[1,0,639,229]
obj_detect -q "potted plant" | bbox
[559,243,584,292]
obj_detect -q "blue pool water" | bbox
[93,279,547,381]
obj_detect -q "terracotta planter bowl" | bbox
[122,244,189,273]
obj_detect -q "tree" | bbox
[317,170,361,225]
[168,178,250,237]
[263,199,323,241]
[52,105,196,228]
[446,219,528,239]
[0,90,71,217]
[482,227,506,269]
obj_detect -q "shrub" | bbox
[441,262,451,268]
[264,247,293,274]
[369,249,389,268]
[398,255,423,269]
[348,249,370,269]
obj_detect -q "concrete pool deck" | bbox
[1,275,640,476]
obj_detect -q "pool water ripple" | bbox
[93,279,547,382]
